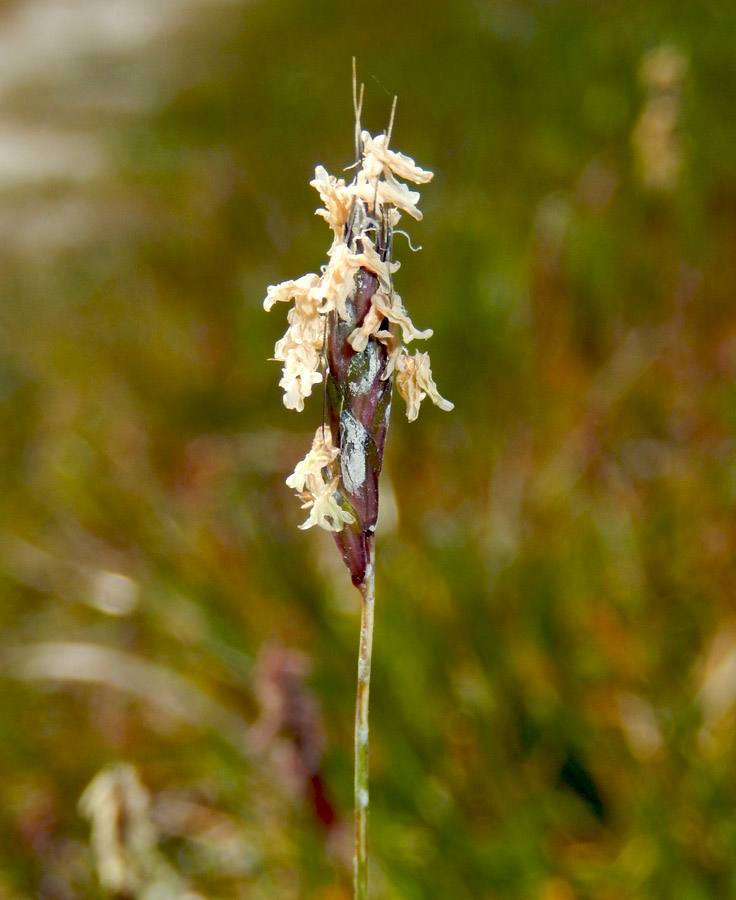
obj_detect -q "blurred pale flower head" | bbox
[78,763,156,894]
[638,44,688,92]
[632,43,688,192]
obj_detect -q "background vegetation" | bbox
[2,0,736,897]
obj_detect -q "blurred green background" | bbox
[2,0,736,897]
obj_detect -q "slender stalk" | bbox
[263,85,449,896]
[354,535,375,900]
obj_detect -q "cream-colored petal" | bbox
[311,165,354,235]
[360,240,398,286]
[353,170,423,221]
[373,291,433,344]
[286,303,325,347]
[312,244,360,319]
[272,331,294,362]
[298,477,355,532]
[348,290,432,355]
[360,131,434,184]
[272,307,324,362]
[279,344,323,412]
[264,273,320,312]
[312,241,390,319]
[285,428,339,492]
[377,327,404,379]
[395,351,454,422]
[347,303,384,353]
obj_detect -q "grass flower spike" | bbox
[264,105,452,578]
[264,68,452,900]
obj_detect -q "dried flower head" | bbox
[264,99,452,583]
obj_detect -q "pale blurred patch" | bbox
[696,626,736,751]
[617,692,663,760]
[0,0,246,259]
[632,44,688,192]
[0,641,249,748]
[0,124,103,185]
[79,762,204,899]
[152,788,258,879]
[0,531,139,615]
[89,570,139,616]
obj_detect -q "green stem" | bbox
[354,534,375,900]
